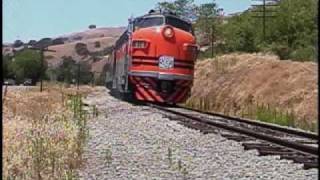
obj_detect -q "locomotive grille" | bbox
[132,56,194,69]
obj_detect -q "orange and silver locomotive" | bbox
[105,10,198,104]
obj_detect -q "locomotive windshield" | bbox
[165,16,192,33]
[134,17,164,30]
[133,14,193,34]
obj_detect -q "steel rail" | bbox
[149,103,318,156]
[177,105,318,140]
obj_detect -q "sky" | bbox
[3,0,252,43]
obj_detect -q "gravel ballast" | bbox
[78,87,318,180]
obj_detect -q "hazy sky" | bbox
[3,0,252,43]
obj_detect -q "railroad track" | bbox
[146,103,318,170]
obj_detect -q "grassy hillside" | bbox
[185,53,318,132]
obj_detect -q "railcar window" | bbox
[134,17,164,30]
[165,17,192,33]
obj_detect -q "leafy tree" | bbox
[13,40,24,48]
[75,43,89,56]
[28,40,37,45]
[156,1,176,12]
[78,62,93,84]
[3,55,14,78]
[10,49,44,83]
[57,56,77,83]
[270,0,317,60]
[56,56,93,84]
[34,38,52,49]
[218,0,317,61]
[89,24,96,29]
[222,12,257,53]
[156,0,197,21]
[195,1,222,57]
[52,38,65,45]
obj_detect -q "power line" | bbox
[251,0,279,41]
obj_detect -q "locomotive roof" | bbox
[134,10,191,25]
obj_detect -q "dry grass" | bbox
[186,53,318,132]
[2,83,94,179]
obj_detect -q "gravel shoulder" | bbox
[78,87,318,180]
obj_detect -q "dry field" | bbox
[186,53,318,132]
[2,83,95,179]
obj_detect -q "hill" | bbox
[3,26,126,78]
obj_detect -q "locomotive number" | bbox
[159,56,174,69]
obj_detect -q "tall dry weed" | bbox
[3,84,93,179]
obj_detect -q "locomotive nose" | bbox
[159,80,174,93]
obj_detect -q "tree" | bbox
[56,56,93,84]
[13,40,24,48]
[28,40,37,46]
[218,0,317,61]
[89,24,96,29]
[52,38,65,45]
[78,61,93,84]
[75,43,89,56]
[3,55,14,78]
[195,1,222,57]
[34,38,52,49]
[156,0,197,21]
[57,56,77,83]
[270,0,317,60]
[10,49,44,83]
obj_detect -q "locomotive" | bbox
[105,10,198,104]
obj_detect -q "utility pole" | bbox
[30,47,56,92]
[251,0,279,41]
[211,25,214,58]
[40,49,44,92]
[77,62,80,90]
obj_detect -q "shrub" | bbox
[289,46,316,61]
[34,38,52,49]
[56,56,93,84]
[51,38,65,45]
[271,44,291,60]
[88,24,96,29]
[94,41,101,48]
[74,43,89,56]
[13,40,24,48]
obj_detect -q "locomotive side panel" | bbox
[105,54,114,88]
[112,31,131,93]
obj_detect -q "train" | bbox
[105,9,198,104]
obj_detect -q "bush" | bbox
[52,38,65,45]
[289,46,316,61]
[56,56,93,84]
[94,41,101,48]
[271,44,291,60]
[34,38,52,49]
[216,0,317,61]
[13,40,24,48]
[27,40,37,46]
[75,43,89,56]
[3,55,14,79]
[89,24,96,29]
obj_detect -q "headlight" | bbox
[163,26,175,39]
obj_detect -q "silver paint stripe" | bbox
[128,71,193,80]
